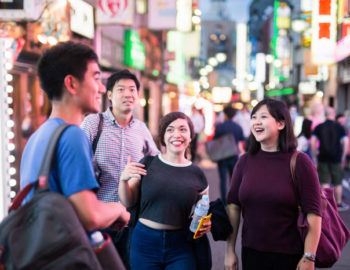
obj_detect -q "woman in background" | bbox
[297,118,313,161]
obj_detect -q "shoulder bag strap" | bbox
[92,113,103,154]
[290,150,301,205]
[131,155,155,228]
[9,123,71,211]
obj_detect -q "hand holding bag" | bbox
[290,151,350,268]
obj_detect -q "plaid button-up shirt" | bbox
[81,108,160,202]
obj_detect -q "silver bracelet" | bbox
[304,252,316,262]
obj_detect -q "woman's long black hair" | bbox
[248,99,297,154]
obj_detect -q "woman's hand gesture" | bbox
[120,156,147,182]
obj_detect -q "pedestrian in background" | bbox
[190,106,205,162]
[20,41,130,235]
[233,104,251,141]
[81,69,159,268]
[311,107,349,211]
[225,98,322,270]
[119,112,211,270]
[297,118,313,161]
[213,104,245,204]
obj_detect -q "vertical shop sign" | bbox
[176,0,192,32]
[124,30,145,70]
[311,0,337,64]
[272,0,291,82]
[69,0,94,39]
[166,31,186,85]
[0,38,14,219]
[96,0,134,25]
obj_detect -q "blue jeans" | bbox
[130,221,196,270]
[218,156,238,204]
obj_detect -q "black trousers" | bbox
[103,227,131,270]
[242,247,302,270]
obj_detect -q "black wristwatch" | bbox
[304,252,316,262]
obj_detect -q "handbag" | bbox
[0,124,103,270]
[206,133,238,162]
[290,151,350,268]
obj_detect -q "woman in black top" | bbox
[119,112,211,270]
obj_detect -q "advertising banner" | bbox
[311,0,337,64]
[96,0,134,25]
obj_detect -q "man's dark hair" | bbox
[248,98,297,154]
[37,41,98,101]
[223,104,236,119]
[336,113,345,121]
[106,69,140,92]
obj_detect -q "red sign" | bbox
[319,22,330,39]
[98,0,128,17]
[319,0,331,15]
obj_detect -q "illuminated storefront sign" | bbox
[166,31,186,85]
[335,35,350,62]
[0,0,42,20]
[176,0,192,32]
[266,87,294,97]
[69,0,94,39]
[124,30,145,70]
[96,0,134,25]
[0,38,15,219]
[272,0,291,82]
[212,87,232,103]
[311,0,337,64]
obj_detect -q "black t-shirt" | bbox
[312,120,347,163]
[139,155,208,227]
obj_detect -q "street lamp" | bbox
[216,52,227,63]
[291,19,309,33]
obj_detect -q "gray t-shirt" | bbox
[139,155,208,227]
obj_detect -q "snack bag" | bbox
[193,213,212,239]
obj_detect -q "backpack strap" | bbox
[128,155,155,228]
[9,123,71,211]
[92,113,103,154]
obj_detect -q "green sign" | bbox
[166,31,186,85]
[124,30,145,70]
[266,88,294,97]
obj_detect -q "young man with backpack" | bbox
[311,106,349,211]
[20,41,130,232]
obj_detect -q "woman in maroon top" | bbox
[224,99,322,270]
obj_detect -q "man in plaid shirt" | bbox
[81,69,159,269]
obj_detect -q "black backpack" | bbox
[319,122,338,159]
[0,124,102,270]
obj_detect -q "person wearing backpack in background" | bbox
[213,104,245,204]
[311,106,349,212]
[81,69,159,269]
[20,42,130,234]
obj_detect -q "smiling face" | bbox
[250,104,285,151]
[107,78,139,115]
[163,118,192,155]
[76,61,106,114]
